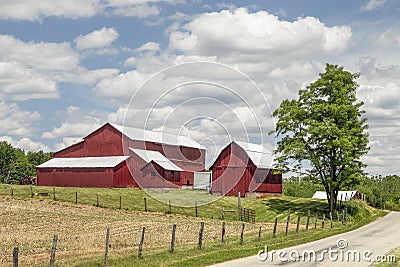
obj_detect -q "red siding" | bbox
[37,167,114,188]
[211,142,282,197]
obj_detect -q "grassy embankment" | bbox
[0,184,388,266]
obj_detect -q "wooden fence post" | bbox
[119,195,122,209]
[273,217,278,238]
[53,187,56,201]
[222,206,225,220]
[221,222,226,245]
[198,222,204,249]
[13,247,18,267]
[75,191,78,204]
[345,207,348,221]
[285,209,290,235]
[138,227,145,259]
[170,224,177,253]
[30,184,33,198]
[314,213,317,229]
[50,234,58,267]
[169,200,172,214]
[104,228,110,266]
[96,193,99,207]
[296,214,301,233]
[11,186,13,197]
[258,223,262,241]
[342,209,345,224]
[329,212,333,228]
[237,192,242,221]
[195,202,198,217]
[306,210,310,231]
[322,214,325,229]
[240,222,245,245]
[144,197,147,212]
[337,211,340,223]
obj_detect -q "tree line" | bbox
[0,141,52,184]
[283,175,400,211]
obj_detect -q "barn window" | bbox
[151,171,156,177]
[171,171,174,178]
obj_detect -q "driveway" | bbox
[209,212,400,266]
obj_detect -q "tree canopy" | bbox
[0,141,52,184]
[272,64,369,212]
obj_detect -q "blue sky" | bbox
[0,0,399,175]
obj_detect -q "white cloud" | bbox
[0,102,41,136]
[0,0,101,21]
[0,34,79,71]
[168,8,352,60]
[361,0,386,11]
[111,4,160,18]
[0,136,50,152]
[42,106,102,139]
[0,0,187,21]
[94,70,151,101]
[0,61,58,100]
[136,42,161,52]
[75,27,119,50]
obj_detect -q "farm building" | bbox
[209,141,282,197]
[312,191,361,201]
[37,123,205,188]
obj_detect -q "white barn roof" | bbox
[109,123,205,149]
[37,156,129,168]
[234,141,274,169]
[130,148,183,171]
[312,191,358,201]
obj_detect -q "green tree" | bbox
[272,64,369,212]
[26,150,52,166]
[0,141,18,183]
[7,149,34,184]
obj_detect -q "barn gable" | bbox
[210,140,282,197]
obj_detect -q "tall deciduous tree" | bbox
[272,64,369,212]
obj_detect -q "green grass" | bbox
[0,184,388,266]
[0,184,339,224]
[372,247,400,266]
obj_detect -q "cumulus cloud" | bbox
[0,34,79,71]
[0,136,50,152]
[42,106,102,140]
[0,0,101,21]
[361,0,386,11]
[0,0,186,21]
[168,8,352,60]
[136,42,161,52]
[0,102,41,136]
[0,61,58,100]
[74,27,119,50]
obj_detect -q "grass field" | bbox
[0,184,388,266]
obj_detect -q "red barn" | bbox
[210,141,282,197]
[37,123,205,188]
[36,156,133,188]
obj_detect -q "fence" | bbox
[8,209,348,266]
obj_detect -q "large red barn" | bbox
[210,141,282,197]
[37,123,205,188]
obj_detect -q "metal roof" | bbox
[130,148,183,171]
[233,141,273,169]
[109,123,205,149]
[37,156,129,168]
[312,191,357,201]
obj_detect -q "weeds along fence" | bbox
[1,186,353,266]
[5,209,349,267]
